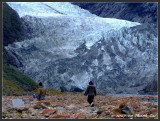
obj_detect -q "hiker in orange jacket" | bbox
[84,81,96,107]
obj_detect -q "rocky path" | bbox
[2,93,158,119]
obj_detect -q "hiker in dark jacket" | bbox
[84,81,96,107]
[37,82,46,101]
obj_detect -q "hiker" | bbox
[84,81,96,107]
[37,82,46,101]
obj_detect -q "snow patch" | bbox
[7,2,95,17]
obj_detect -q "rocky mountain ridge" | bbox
[73,3,157,24]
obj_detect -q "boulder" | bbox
[15,107,28,113]
[37,101,50,106]
[42,109,56,115]
[119,101,132,115]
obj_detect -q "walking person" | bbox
[84,81,96,107]
[37,82,46,101]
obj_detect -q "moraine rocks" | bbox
[2,93,158,119]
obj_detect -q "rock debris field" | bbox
[2,93,158,119]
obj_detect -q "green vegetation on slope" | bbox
[3,61,38,95]
[2,2,39,95]
[2,62,72,96]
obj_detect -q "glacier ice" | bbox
[7,2,95,17]
[4,2,157,93]
[6,2,141,52]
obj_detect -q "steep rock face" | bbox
[3,3,25,47]
[3,2,26,64]
[4,2,158,94]
[138,80,158,95]
[73,3,158,24]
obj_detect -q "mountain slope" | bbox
[73,3,158,24]
[3,3,38,95]
[3,2,25,46]
[4,2,158,94]
[3,61,38,95]
[138,80,158,95]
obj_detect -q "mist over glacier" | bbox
[5,2,158,94]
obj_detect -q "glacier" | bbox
[6,2,141,52]
[5,2,158,94]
